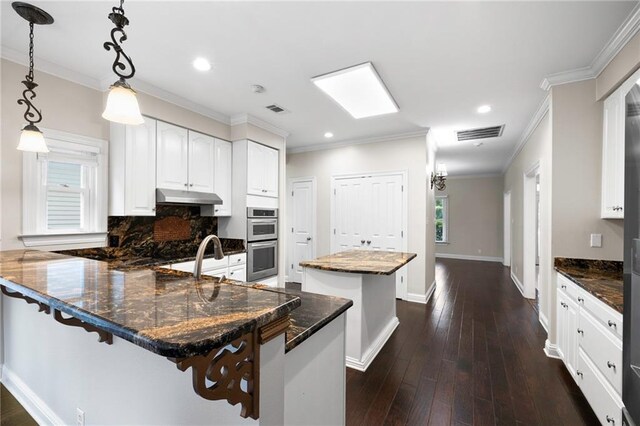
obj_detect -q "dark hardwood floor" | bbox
[1,384,36,426]
[346,258,599,426]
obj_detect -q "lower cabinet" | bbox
[556,274,624,425]
[163,253,246,280]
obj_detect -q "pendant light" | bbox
[102,0,143,125]
[12,2,54,153]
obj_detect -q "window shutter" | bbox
[46,161,83,231]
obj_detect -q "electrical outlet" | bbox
[108,235,120,248]
[76,408,85,426]
[590,233,603,248]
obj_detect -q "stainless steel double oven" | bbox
[247,208,278,281]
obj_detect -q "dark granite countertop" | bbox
[554,257,623,314]
[300,250,417,275]
[0,250,299,358]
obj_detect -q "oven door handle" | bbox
[250,242,277,248]
[249,219,278,224]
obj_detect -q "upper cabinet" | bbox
[213,139,232,216]
[247,141,279,198]
[188,131,215,193]
[601,90,625,219]
[157,122,215,193]
[157,121,189,191]
[109,117,157,216]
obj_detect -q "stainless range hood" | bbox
[156,189,222,206]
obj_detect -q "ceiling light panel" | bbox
[311,62,399,119]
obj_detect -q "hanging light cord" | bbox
[18,21,42,128]
[104,0,136,86]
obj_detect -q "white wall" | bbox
[435,175,503,260]
[287,135,433,296]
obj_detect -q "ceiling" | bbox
[1,1,637,175]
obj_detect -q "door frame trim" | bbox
[329,170,409,299]
[523,160,540,300]
[287,176,317,282]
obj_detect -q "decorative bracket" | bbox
[53,309,113,344]
[1,285,113,345]
[1,285,50,314]
[169,330,260,419]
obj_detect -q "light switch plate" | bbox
[590,233,603,248]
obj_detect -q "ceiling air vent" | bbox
[456,125,505,141]
[265,104,290,114]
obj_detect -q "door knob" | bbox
[306,237,312,241]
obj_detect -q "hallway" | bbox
[346,258,598,425]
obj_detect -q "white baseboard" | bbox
[1,365,64,425]
[539,311,549,333]
[436,253,503,263]
[543,339,562,359]
[510,271,525,297]
[346,316,399,372]
[406,280,436,304]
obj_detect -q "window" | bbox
[22,129,108,247]
[435,195,448,243]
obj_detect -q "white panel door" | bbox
[157,121,188,190]
[290,179,315,282]
[213,139,232,216]
[247,141,265,196]
[333,178,368,252]
[125,117,156,215]
[188,131,215,193]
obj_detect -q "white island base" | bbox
[302,268,398,372]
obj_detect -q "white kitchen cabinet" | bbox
[163,253,246,280]
[247,141,279,198]
[601,90,625,219]
[157,121,189,191]
[556,273,624,423]
[213,139,232,216]
[109,117,157,216]
[228,264,246,281]
[188,131,215,193]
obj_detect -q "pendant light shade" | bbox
[17,124,48,153]
[102,82,144,125]
[102,0,143,125]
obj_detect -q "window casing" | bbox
[22,129,108,247]
[435,195,449,243]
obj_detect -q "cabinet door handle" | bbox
[577,297,584,303]
[561,284,567,289]
[606,415,615,424]
[576,370,583,378]
[184,183,188,187]
[608,320,617,329]
[607,361,616,370]
[190,183,194,187]
[367,240,371,245]
[560,302,567,308]
[361,240,365,245]
[577,328,584,336]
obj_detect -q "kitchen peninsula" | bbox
[300,250,416,371]
[0,250,351,425]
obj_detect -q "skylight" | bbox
[311,62,399,119]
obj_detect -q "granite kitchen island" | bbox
[0,250,351,425]
[300,250,416,371]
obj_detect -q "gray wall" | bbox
[435,176,503,259]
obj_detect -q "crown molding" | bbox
[230,113,290,139]
[446,173,503,180]
[502,94,550,173]
[1,49,231,126]
[539,2,640,91]
[287,129,429,154]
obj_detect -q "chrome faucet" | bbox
[194,235,225,279]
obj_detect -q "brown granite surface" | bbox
[554,257,623,313]
[299,250,417,275]
[0,250,299,358]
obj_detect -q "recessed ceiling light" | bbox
[311,62,399,119]
[324,132,334,138]
[192,57,211,72]
[477,105,492,114]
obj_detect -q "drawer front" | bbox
[228,264,246,281]
[580,289,623,340]
[202,267,228,279]
[201,257,229,270]
[576,348,623,426]
[579,309,623,395]
[558,274,581,301]
[228,253,247,266]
